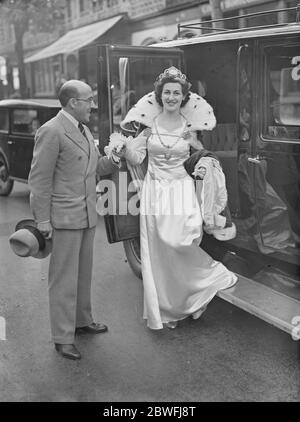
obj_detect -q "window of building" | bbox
[200,16,212,34]
[66,0,72,18]
[12,109,38,135]
[263,45,300,141]
[107,0,118,7]
[0,109,8,132]
[34,58,56,97]
[223,10,240,30]
[80,0,85,13]
[286,0,300,23]
[244,1,278,28]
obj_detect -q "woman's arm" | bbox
[124,131,148,165]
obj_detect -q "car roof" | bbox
[154,23,300,48]
[0,98,61,108]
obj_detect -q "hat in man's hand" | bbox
[9,219,52,259]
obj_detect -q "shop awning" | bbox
[25,15,123,63]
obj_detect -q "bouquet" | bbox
[104,132,128,159]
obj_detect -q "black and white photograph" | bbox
[0,0,299,404]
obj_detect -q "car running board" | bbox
[217,275,300,339]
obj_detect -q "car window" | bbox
[12,109,39,135]
[39,108,60,125]
[0,109,9,132]
[263,45,300,141]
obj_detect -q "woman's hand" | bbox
[192,166,206,180]
[112,143,126,158]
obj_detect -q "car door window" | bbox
[263,45,300,141]
[12,109,39,135]
[0,109,9,132]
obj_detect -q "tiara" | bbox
[157,66,187,82]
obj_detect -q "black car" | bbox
[0,98,99,196]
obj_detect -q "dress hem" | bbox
[144,273,238,330]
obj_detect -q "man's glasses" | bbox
[75,97,95,104]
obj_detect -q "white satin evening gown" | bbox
[125,118,237,329]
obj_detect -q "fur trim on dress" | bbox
[121,91,216,132]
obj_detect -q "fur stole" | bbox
[121,91,216,134]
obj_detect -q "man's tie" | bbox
[78,122,88,141]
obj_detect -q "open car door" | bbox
[97,44,184,245]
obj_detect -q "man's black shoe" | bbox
[55,343,81,360]
[75,322,108,334]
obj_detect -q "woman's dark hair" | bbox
[154,76,191,107]
[58,84,79,107]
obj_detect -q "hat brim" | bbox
[13,219,52,259]
[9,229,40,257]
[15,219,37,231]
[32,239,52,259]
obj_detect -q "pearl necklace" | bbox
[154,117,187,160]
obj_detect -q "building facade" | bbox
[0,0,298,98]
[130,0,299,46]
[0,9,63,97]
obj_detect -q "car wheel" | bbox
[0,153,14,196]
[123,237,142,279]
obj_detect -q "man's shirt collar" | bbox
[61,109,79,128]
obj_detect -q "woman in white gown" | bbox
[116,67,237,330]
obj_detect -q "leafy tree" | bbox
[0,0,65,97]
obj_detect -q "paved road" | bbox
[0,182,299,402]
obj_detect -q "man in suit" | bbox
[29,80,117,360]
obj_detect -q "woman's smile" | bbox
[161,82,184,112]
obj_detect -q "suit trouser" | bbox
[48,226,96,344]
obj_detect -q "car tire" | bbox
[123,237,142,279]
[0,153,14,196]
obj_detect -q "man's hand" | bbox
[37,221,53,239]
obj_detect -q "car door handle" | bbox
[247,155,267,163]
[7,140,14,145]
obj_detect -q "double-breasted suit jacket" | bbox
[29,110,115,228]
[28,110,116,343]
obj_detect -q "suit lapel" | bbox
[85,126,97,176]
[57,111,90,156]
